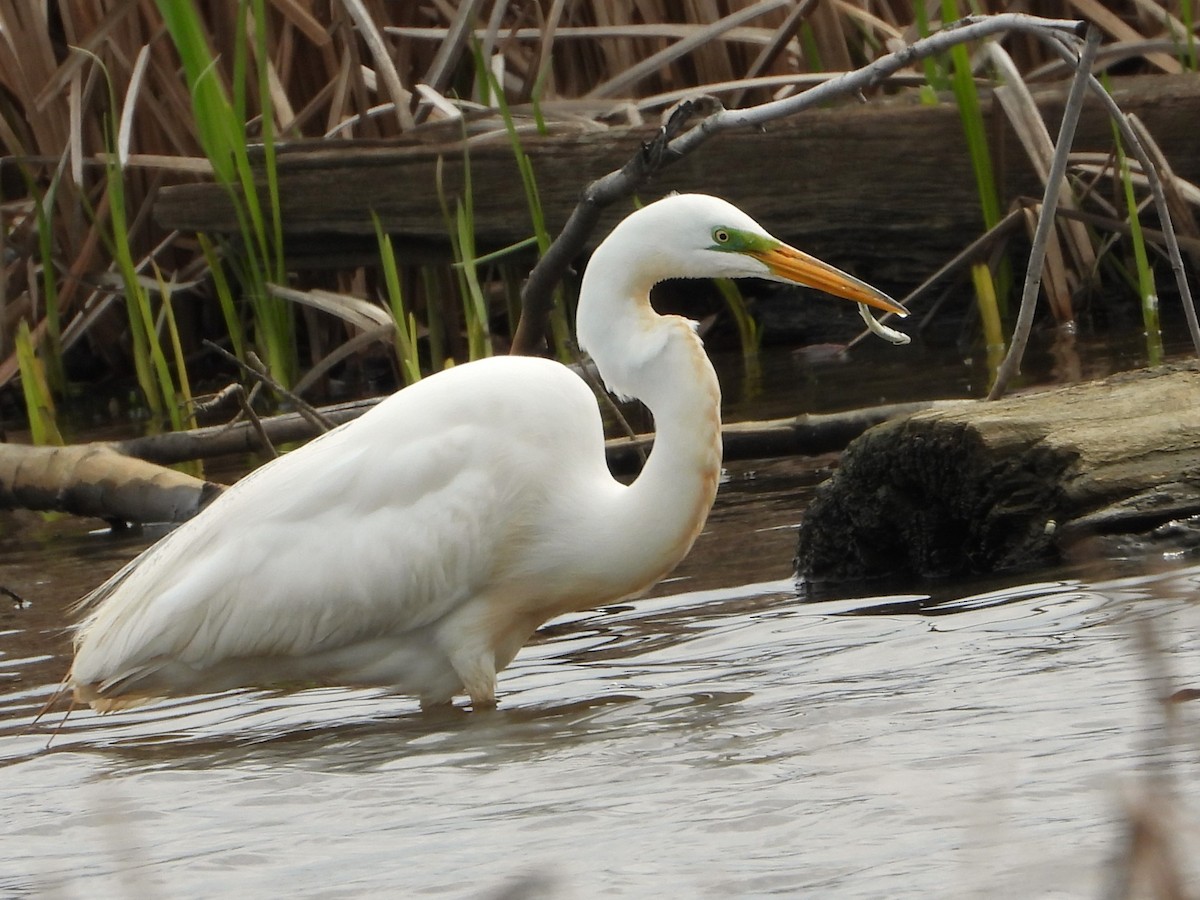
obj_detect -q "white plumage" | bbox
[71,193,905,711]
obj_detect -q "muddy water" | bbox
[2,335,1199,898]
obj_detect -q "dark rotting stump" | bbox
[796,361,1200,581]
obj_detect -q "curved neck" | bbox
[575,259,723,597]
[620,318,723,584]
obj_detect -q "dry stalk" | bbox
[988,25,1100,401]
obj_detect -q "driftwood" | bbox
[154,74,1200,289]
[795,361,1200,581]
[0,443,222,524]
[115,398,380,467]
[606,400,968,475]
[0,399,954,524]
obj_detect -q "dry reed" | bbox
[0,1,1195,423]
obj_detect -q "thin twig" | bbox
[233,384,278,459]
[246,351,336,433]
[204,340,335,432]
[667,15,1085,156]
[988,25,1100,401]
[189,382,246,416]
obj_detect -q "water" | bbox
[2,335,1199,898]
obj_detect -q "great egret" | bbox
[70,193,906,712]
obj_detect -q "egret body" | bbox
[71,194,905,711]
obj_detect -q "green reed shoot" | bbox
[713,277,762,392]
[1174,0,1198,70]
[971,261,1006,371]
[197,233,245,360]
[372,212,422,385]
[1114,125,1163,365]
[436,151,492,362]
[15,319,63,445]
[799,24,822,71]
[30,175,66,395]
[927,0,1011,347]
[98,116,163,418]
[79,45,192,431]
[238,0,292,381]
[421,267,450,372]
[109,167,187,431]
[153,263,197,432]
[156,0,294,387]
[480,44,572,359]
[914,2,948,104]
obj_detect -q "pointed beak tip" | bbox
[757,244,904,317]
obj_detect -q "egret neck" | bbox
[575,239,722,598]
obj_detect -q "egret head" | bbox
[603,193,907,317]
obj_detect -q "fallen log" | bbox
[1,399,955,524]
[153,75,1200,284]
[795,361,1200,581]
[0,443,223,525]
[114,397,381,467]
[606,400,968,474]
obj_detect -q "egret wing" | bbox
[72,357,600,692]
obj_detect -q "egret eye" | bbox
[713,228,731,244]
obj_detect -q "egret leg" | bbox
[449,648,497,710]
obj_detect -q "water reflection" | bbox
[2,338,1200,896]
[4,533,1199,897]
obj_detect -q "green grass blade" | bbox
[713,278,762,392]
[157,0,293,387]
[198,234,246,360]
[15,319,64,446]
[436,152,490,362]
[31,175,66,394]
[939,0,1009,327]
[1114,122,1162,364]
[455,197,491,360]
[422,267,448,372]
[373,212,422,385]
[153,262,195,432]
[480,46,571,357]
[915,1,949,100]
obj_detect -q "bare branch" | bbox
[989,25,1101,401]
[510,13,1088,355]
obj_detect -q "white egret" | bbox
[70,193,906,712]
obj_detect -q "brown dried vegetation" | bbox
[0,1,1196,428]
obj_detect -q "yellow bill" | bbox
[749,243,908,318]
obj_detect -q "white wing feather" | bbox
[71,355,606,699]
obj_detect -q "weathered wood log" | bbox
[0,443,223,524]
[606,399,969,474]
[795,361,1200,581]
[0,399,956,524]
[154,75,1200,285]
[118,390,964,471]
[114,398,382,467]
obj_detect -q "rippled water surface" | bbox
[2,339,1199,898]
